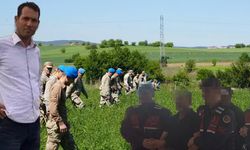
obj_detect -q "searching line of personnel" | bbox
[40,62,250,150]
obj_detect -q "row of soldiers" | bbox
[99,68,150,107]
[120,78,250,150]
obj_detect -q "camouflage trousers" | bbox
[125,86,135,95]
[111,91,119,104]
[40,97,47,125]
[46,119,77,150]
[70,93,84,109]
[99,95,111,107]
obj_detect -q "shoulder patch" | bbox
[222,115,231,124]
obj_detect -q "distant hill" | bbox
[36,40,93,46]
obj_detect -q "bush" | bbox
[172,71,190,88]
[235,43,246,48]
[212,59,217,66]
[185,59,196,73]
[61,48,66,53]
[216,69,233,88]
[196,69,215,81]
[64,53,81,64]
[86,44,97,50]
[215,53,250,88]
[165,42,174,48]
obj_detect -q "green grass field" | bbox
[40,45,250,65]
[40,45,250,149]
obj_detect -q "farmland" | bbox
[40,45,250,149]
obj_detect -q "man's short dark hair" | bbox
[200,78,221,88]
[17,2,40,18]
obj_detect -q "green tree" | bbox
[197,69,215,81]
[212,59,217,66]
[173,71,190,88]
[38,42,42,47]
[165,42,174,48]
[131,42,136,46]
[185,59,196,73]
[61,48,66,54]
[138,40,148,46]
[124,41,129,46]
[150,41,161,47]
[235,43,246,48]
[86,44,97,50]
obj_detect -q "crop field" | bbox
[40,45,250,149]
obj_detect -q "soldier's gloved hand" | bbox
[240,126,248,137]
[59,121,68,133]
[0,104,6,119]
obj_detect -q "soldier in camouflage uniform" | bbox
[66,68,88,109]
[46,66,78,150]
[110,69,123,104]
[124,70,134,95]
[40,61,53,125]
[133,73,140,90]
[44,65,65,114]
[116,68,123,95]
[138,71,147,85]
[99,68,115,107]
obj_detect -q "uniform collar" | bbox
[12,32,37,48]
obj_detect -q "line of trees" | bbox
[235,43,250,48]
[99,39,174,48]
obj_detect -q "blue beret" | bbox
[116,69,123,75]
[78,68,86,74]
[108,68,115,73]
[64,66,78,79]
[58,65,65,72]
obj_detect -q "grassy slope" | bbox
[40,45,250,65]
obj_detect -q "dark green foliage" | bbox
[235,43,246,48]
[74,47,165,83]
[124,41,129,46]
[196,69,215,81]
[64,53,80,63]
[216,68,234,87]
[131,42,136,46]
[61,48,66,53]
[99,39,124,48]
[165,42,174,48]
[216,53,250,88]
[150,41,161,47]
[185,59,196,73]
[138,40,148,46]
[172,70,190,87]
[86,44,97,50]
[212,59,217,66]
